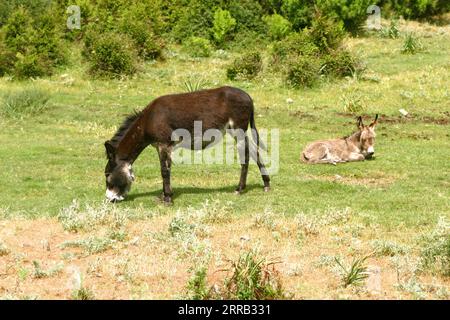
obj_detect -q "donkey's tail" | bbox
[249,111,267,151]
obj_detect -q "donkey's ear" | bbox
[357,116,364,129]
[104,141,115,160]
[369,114,379,128]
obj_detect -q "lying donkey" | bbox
[301,115,378,165]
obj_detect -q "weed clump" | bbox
[402,33,423,54]
[334,255,370,288]
[185,250,289,300]
[1,87,50,119]
[420,217,450,277]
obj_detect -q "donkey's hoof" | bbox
[264,186,271,192]
[163,197,173,205]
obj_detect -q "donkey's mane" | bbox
[110,111,143,148]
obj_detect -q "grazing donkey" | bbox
[104,86,270,203]
[300,115,378,165]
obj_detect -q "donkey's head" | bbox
[104,141,135,202]
[357,114,378,159]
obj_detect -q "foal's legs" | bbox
[157,144,173,204]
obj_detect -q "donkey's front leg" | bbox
[158,144,173,204]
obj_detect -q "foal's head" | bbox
[357,114,378,159]
[104,141,135,202]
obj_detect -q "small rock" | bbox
[399,108,409,116]
[286,98,294,104]
[335,174,342,180]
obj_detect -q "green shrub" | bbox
[321,49,364,78]
[263,13,292,40]
[285,56,320,88]
[118,4,165,60]
[1,87,51,119]
[270,31,319,67]
[86,32,137,78]
[226,51,262,80]
[170,0,221,43]
[183,37,212,58]
[280,0,315,31]
[380,0,450,20]
[308,12,345,52]
[226,0,266,34]
[316,0,372,35]
[212,8,236,45]
[0,5,67,78]
[186,267,212,300]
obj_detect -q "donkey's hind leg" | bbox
[249,141,270,192]
[157,144,173,204]
[235,133,250,194]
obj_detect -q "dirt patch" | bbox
[0,213,448,300]
[336,112,450,126]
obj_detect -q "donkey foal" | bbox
[301,115,378,165]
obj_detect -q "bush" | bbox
[86,32,137,78]
[183,37,212,58]
[321,49,364,78]
[13,51,52,79]
[380,0,450,20]
[225,0,266,34]
[263,13,292,40]
[117,4,165,60]
[285,56,320,88]
[280,0,315,31]
[1,87,51,119]
[169,0,221,43]
[226,51,262,80]
[316,0,372,35]
[212,8,236,45]
[0,5,67,79]
[270,31,319,67]
[308,12,345,52]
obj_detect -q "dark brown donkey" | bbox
[104,86,270,203]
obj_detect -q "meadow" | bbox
[0,19,449,299]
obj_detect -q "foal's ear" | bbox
[357,116,364,129]
[369,114,379,128]
[104,141,115,160]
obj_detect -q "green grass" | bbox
[0,30,449,239]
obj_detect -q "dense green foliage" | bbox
[0,0,448,79]
[226,51,263,80]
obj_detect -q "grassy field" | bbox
[0,19,449,299]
